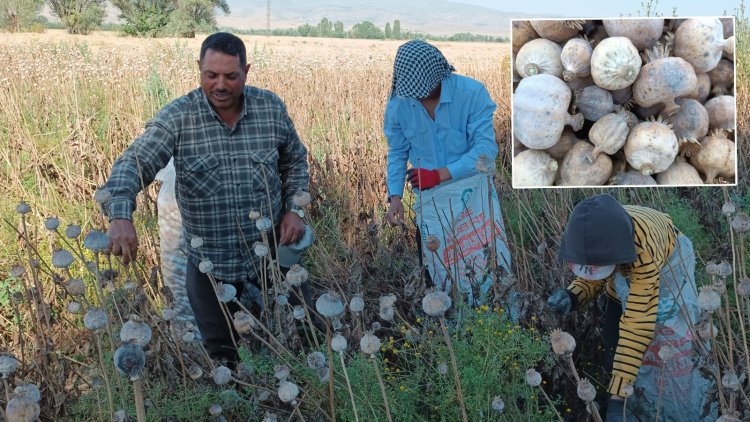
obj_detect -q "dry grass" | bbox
[0,32,508,210]
[0,30,511,277]
[0,27,748,421]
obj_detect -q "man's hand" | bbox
[547,289,573,315]
[385,196,405,226]
[407,168,441,190]
[280,211,305,245]
[108,218,139,266]
[605,397,631,422]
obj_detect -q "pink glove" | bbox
[407,168,441,190]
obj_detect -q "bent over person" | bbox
[103,32,309,366]
[547,194,716,422]
[384,39,511,305]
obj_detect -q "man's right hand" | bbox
[108,218,139,266]
[547,289,573,315]
[385,196,405,226]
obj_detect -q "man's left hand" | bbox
[279,211,305,245]
[407,168,441,190]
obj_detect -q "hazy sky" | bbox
[453,0,741,17]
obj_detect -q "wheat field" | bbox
[1,27,749,421]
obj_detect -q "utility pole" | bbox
[266,0,271,36]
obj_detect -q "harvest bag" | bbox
[414,173,511,305]
[155,160,193,323]
[614,235,717,422]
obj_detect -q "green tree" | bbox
[113,0,228,38]
[297,22,317,37]
[0,0,44,32]
[349,20,383,39]
[47,0,105,34]
[392,19,401,39]
[384,21,391,38]
[165,0,229,38]
[111,0,173,37]
[317,16,331,37]
[333,20,344,37]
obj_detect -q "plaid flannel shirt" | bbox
[105,86,309,282]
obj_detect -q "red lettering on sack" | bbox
[640,326,695,377]
[443,214,495,266]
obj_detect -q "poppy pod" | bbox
[698,286,721,313]
[316,292,345,319]
[278,380,300,403]
[83,230,109,253]
[286,265,309,286]
[113,342,145,380]
[577,378,597,402]
[421,290,452,317]
[13,383,41,403]
[44,217,60,231]
[722,370,740,391]
[84,308,108,331]
[331,333,347,353]
[212,366,231,385]
[525,369,542,387]
[188,365,203,380]
[307,352,327,369]
[360,332,381,356]
[0,354,19,378]
[199,259,214,274]
[349,295,365,313]
[292,306,305,320]
[737,279,750,298]
[15,201,31,215]
[425,235,440,252]
[233,311,254,334]
[274,364,290,381]
[215,283,237,303]
[66,278,86,297]
[120,318,152,347]
[65,224,81,239]
[67,301,81,314]
[550,329,576,356]
[731,212,750,233]
[5,397,40,422]
[491,396,505,413]
[51,249,75,269]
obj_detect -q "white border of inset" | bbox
[510,16,738,189]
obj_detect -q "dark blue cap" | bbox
[558,194,637,266]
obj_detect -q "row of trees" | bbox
[0,0,229,36]
[240,18,507,42]
[0,1,505,41]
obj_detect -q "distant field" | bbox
[0,29,507,61]
[0,27,748,421]
[0,29,511,270]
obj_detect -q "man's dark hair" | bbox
[200,32,247,68]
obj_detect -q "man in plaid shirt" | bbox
[103,32,309,365]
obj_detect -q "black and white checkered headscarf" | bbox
[390,39,455,99]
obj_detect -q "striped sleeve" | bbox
[608,205,676,397]
[567,277,610,307]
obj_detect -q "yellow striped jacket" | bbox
[567,205,677,397]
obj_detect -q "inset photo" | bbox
[511,17,736,188]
